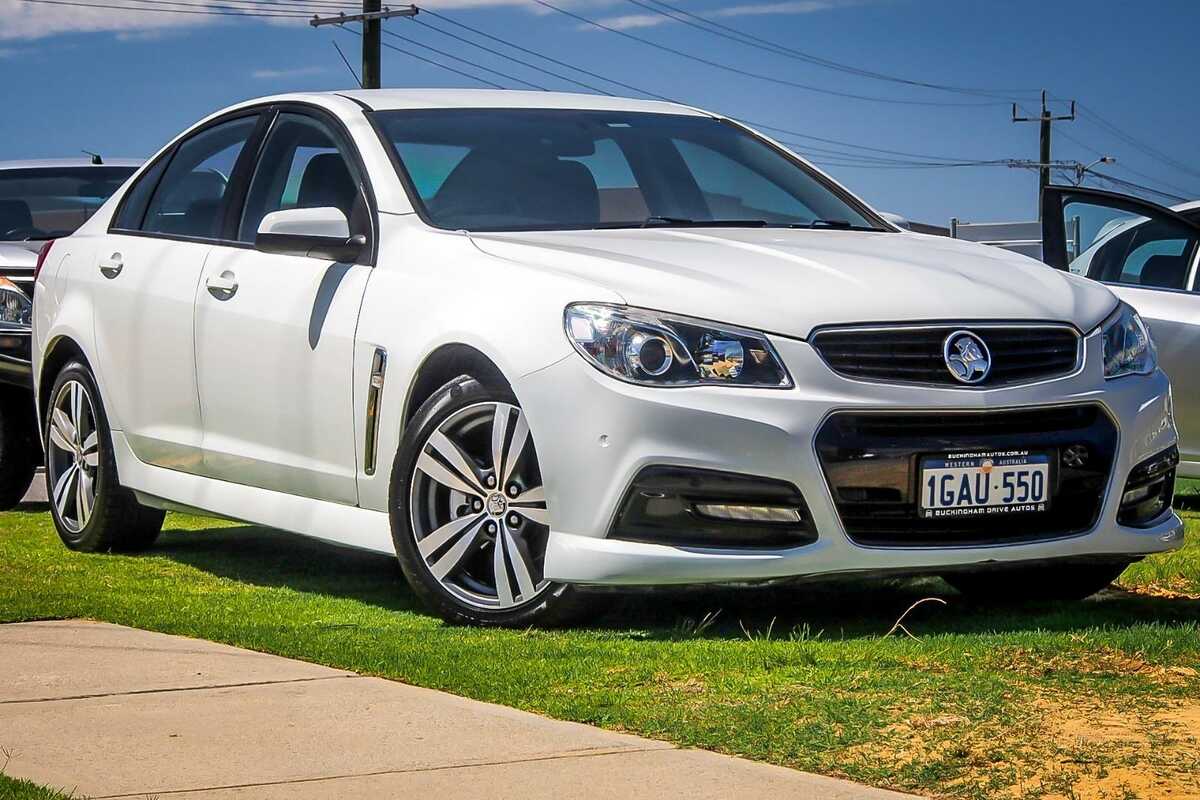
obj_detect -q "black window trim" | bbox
[108,109,268,248]
[242,102,379,267]
[365,107,892,234]
[107,101,379,267]
[1042,184,1200,296]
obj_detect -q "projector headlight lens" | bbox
[564,303,791,387]
[1102,302,1157,379]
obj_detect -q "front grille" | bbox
[815,405,1117,547]
[810,324,1081,388]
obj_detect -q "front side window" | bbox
[372,109,884,232]
[141,115,258,239]
[238,112,366,242]
[0,167,135,241]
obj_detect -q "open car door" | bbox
[1042,184,1200,478]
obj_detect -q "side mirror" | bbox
[879,212,912,231]
[255,207,366,262]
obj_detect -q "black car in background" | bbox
[0,158,139,508]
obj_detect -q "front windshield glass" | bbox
[0,167,136,241]
[372,109,884,233]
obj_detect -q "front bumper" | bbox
[516,331,1183,586]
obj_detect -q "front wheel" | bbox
[389,377,589,627]
[942,561,1131,604]
[44,362,164,552]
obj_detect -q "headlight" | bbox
[1101,302,1156,379]
[0,278,31,327]
[564,303,791,387]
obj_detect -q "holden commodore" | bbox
[31,90,1184,626]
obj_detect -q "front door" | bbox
[91,113,261,470]
[193,110,373,505]
[1042,185,1200,470]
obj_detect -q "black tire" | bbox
[389,376,591,627]
[942,560,1130,604]
[0,386,39,511]
[44,361,164,553]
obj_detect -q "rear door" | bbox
[92,113,263,470]
[1042,186,1200,471]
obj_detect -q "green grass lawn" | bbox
[3,482,1199,800]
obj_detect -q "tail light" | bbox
[33,239,56,282]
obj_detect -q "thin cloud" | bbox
[0,0,545,42]
[252,65,328,80]
[589,0,873,30]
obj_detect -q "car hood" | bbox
[0,242,38,267]
[469,228,1118,339]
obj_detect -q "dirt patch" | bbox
[840,693,1200,799]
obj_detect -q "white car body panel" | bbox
[31,90,1184,592]
[470,227,1117,340]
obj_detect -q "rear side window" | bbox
[141,116,258,240]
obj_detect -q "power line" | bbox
[529,0,1009,107]
[20,0,316,16]
[1088,170,1188,204]
[1053,126,1198,199]
[417,8,671,101]
[114,0,356,10]
[412,7,1003,167]
[381,27,548,90]
[409,17,610,95]
[1074,103,1200,183]
[627,0,1037,102]
[338,22,505,89]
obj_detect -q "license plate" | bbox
[920,451,1051,519]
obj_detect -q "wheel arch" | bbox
[37,335,94,432]
[401,343,512,427]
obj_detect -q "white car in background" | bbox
[1042,186,1200,478]
[32,91,1183,626]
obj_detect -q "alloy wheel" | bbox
[46,379,100,533]
[409,402,551,611]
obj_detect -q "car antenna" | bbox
[82,149,103,165]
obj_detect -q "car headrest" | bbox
[1140,254,1189,289]
[432,150,599,226]
[298,153,357,214]
[0,200,34,233]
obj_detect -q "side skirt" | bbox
[111,431,395,555]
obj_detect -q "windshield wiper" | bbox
[798,218,853,229]
[639,216,771,228]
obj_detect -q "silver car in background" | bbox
[1043,186,1200,478]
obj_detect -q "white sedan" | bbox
[32,90,1183,626]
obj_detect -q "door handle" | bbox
[206,271,238,301]
[99,253,123,279]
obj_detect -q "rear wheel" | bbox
[942,561,1130,603]
[45,362,164,552]
[390,376,589,627]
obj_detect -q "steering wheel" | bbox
[2,227,46,241]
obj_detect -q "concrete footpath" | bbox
[0,621,917,799]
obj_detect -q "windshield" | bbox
[372,109,885,233]
[0,166,136,241]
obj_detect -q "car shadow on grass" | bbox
[151,520,1200,641]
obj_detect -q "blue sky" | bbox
[3,0,1197,224]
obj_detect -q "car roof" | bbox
[277,89,706,117]
[0,158,142,171]
[1171,199,1200,214]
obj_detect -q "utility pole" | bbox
[1012,90,1075,219]
[310,4,419,89]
